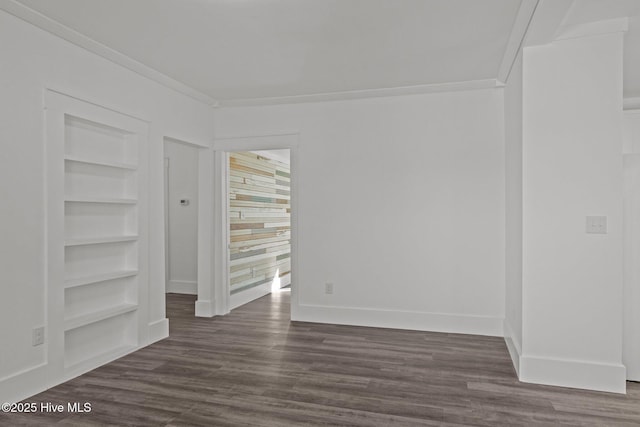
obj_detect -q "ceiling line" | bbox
[497,0,540,84]
[0,0,219,107]
[2,0,514,107]
[218,79,500,108]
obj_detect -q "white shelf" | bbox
[64,156,137,170]
[65,197,137,205]
[65,235,138,247]
[64,303,138,331]
[65,270,138,289]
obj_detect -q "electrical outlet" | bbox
[325,282,334,295]
[32,326,45,346]
[586,216,607,234]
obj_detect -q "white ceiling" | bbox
[10,0,640,102]
[14,0,522,102]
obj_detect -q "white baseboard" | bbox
[195,299,215,317]
[0,319,171,404]
[294,304,504,337]
[148,318,169,344]
[0,363,48,404]
[230,283,271,310]
[520,355,627,394]
[230,274,291,311]
[166,280,197,295]
[503,319,522,375]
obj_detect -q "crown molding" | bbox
[524,0,574,46]
[625,97,640,111]
[218,79,500,107]
[496,0,539,84]
[555,17,629,41]
[0,0,219,107]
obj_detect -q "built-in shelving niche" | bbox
[62,114,140,371]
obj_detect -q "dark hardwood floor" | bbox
[3,290,640,426]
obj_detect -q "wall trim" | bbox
[147,319,169,344]
[166,280,197,295]
[519,355,626,394]
[164,135,210,150]
[0,363,48,404]
[503,319,522,375]
[624,97,640,111]
[523,0,574,46]
[195,299,215,317]
[0,0,218,106]
[555,17,629,42]
[295,304,504,337]
[230,274,291,311]
[213,132,300,151]
[497,0,539,84]
[218,79,500,107]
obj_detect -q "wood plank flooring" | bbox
[3,290,640,426]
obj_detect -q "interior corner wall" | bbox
[164,140,199,295]
[0,10,215,403]
[215,88,506,336]
[504,49,524,373]
[520,32,625,393]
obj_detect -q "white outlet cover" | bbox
[586,216,607,234]
[32,326,45,346]
[325,282,334,294]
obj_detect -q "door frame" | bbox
[162,137,213,317]
[211,132,300,318]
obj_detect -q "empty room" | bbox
[2,0,640,425]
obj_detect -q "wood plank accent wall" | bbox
[229,151,290,295]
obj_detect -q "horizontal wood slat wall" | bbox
[229,151,290,295]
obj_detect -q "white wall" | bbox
[164,140,199,294]
[520,31,626,393]
[623,110,640,380]
[216,88,506,335]
[504,50,524,373]
[0,10,214,402]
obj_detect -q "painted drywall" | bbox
[0,10,214,403]
[216,88,506,335]
[623,110,640,380]
[164,140,199,294]
[504,49,524,372]
[521,31,625,392]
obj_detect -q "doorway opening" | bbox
[227,149,291,310]
[163,137,211,318]
[212,133,299,318]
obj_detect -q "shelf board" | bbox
[64,303,138,331]
[64,197,137,205]
[64,156,137,171]
[65,235,138,247]
[65,270,138,289]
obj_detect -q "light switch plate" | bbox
[586,216,607,234]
